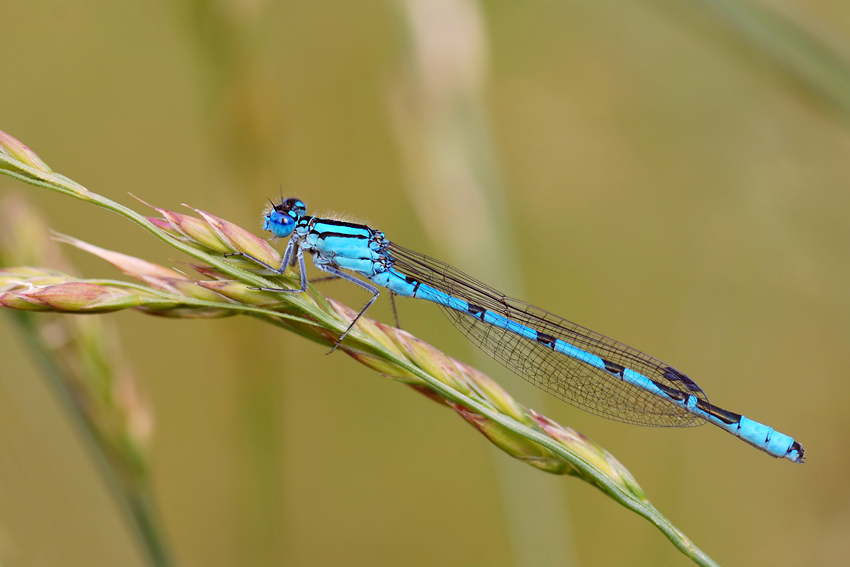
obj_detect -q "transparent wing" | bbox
[389,243,708,427]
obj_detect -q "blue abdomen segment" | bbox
[377,269,804,463]
[694,403,804,462]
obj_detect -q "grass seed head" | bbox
[193,208,281,267]
[156,208,232,253]
[0,130,53,174]
[453,404,569,474]
[10,282,143,312]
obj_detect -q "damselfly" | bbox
[230,198,804,463]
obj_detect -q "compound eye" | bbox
[266,210,296,238]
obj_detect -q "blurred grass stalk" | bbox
[169,2,287,562]
[0,195,170,567]
[670,0,850,119]
[0,130,721,567]
[388,1,576,565]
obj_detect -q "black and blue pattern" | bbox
[251,198,804,463]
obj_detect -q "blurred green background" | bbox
[1,0,848,566]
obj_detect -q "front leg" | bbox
[313,263,380,353]
[224,236,296,274]
[224,238,307,293]
[248,242,308,294]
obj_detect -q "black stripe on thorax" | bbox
[319,218,373,230]
[311,230,370,240]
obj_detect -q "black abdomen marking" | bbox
[535,331,557,349]
[404,275,421,294]
[467,304,486,320]
[654,381,688,402]
[696,399,741,425]
[602,359,626,377]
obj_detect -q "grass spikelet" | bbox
[0,130,53,173]
[191,207,280,266]
[156,207,233,253]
